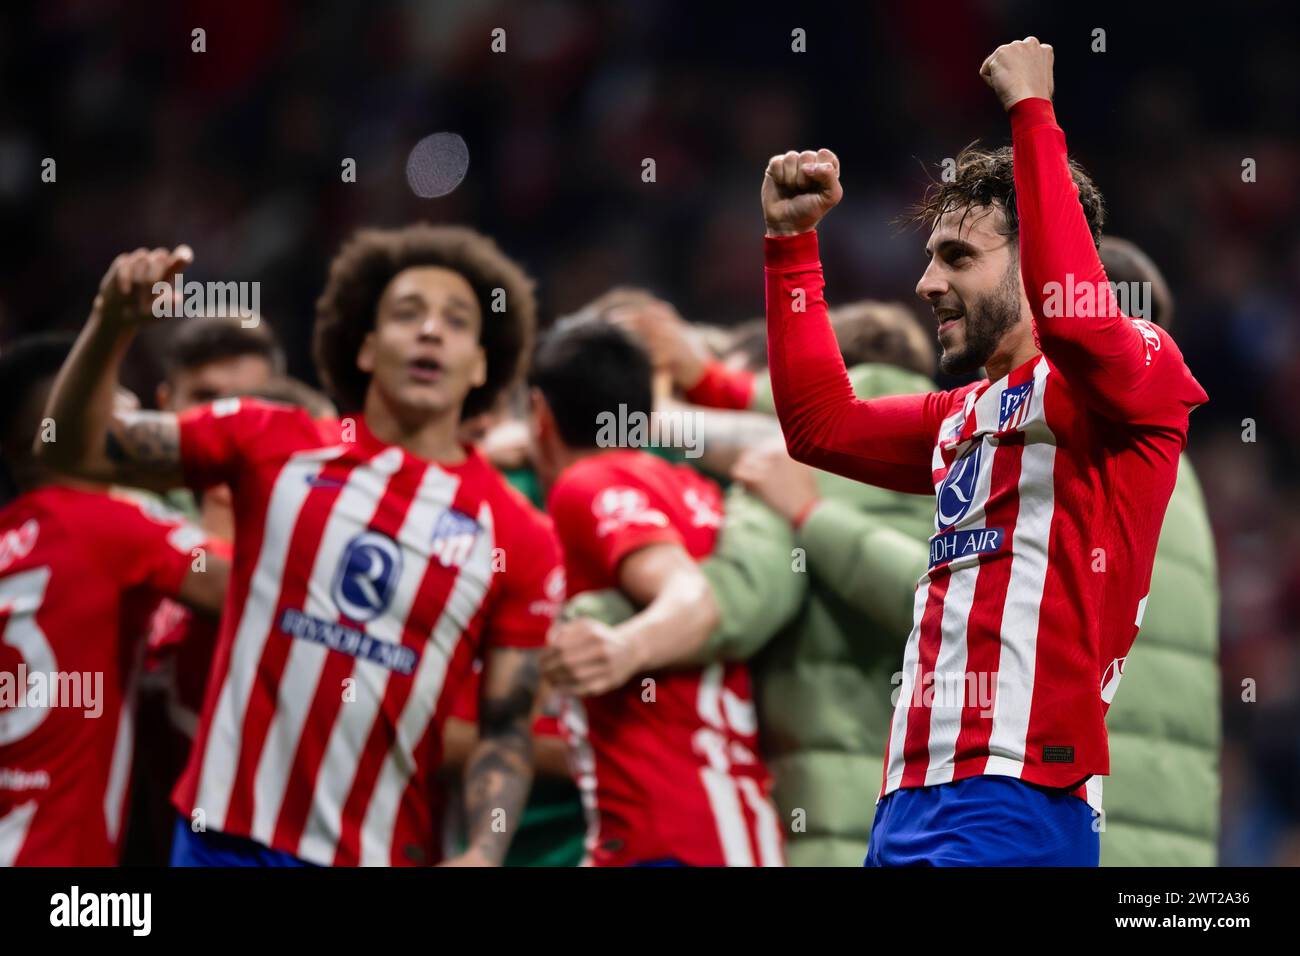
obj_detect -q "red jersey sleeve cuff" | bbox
[764,230,821,271]
[684,359,756,410]
[1009,97,1058,134]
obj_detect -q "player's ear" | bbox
[357,331,376,375]
[528,387,552,435]
[155,381,171,410]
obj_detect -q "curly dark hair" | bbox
[313,223,537,418]
[907,144,1105,250]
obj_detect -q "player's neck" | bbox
[6,462,102,497]
[984,336,1041,383]
[536,444,600,499]
[361,389,466,464]
[200,495,235,541]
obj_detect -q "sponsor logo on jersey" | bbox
[528,565,566,618]
[593,487,669,538]
[683,487,722,529]
[936,442,983,529]
[0,519,39,574]
[928,527,1005,568]
[331,530,402,621]
[1130,319,1162,366]
[278,608,419,675]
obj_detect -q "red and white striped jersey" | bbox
[549,450,784,866]
[171,399,562,866]
[764,99,1207,811]
[0,485,203,865]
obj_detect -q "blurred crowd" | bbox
[1,0,1297,864]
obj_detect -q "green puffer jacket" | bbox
[1099,455,1220,866]
[567,363,936,866]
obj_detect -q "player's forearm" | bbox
[175,554,231,617]
[617,565,719,672]
[461,646,541,865]
[765,232,859,461]
[35,309,135,476]
[765,234,936,493]
[461,728,534,865]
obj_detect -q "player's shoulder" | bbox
[0,485,194,574]
[463,449,555,541]
[101,488,206,554]
[548,450,654,510]
[2,483,159,529]
[935,380,986,418]
[187,396,328,447]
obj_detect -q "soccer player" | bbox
[531,318,783,866]
[760,38,1207,865]
[37,225,562,866]
[0,335,227,866]
[557,300,942,865]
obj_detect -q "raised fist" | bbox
[761,148,842,237]
[95,245,193,329]
[980,37,1054,111]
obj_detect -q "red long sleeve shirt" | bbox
[765,99,1206,809]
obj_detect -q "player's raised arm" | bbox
[983,37,1207,425]
[762,150,948,494]
[35,247,191,492]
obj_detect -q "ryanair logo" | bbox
[929,527,1005,568]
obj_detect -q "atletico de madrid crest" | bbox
[998,380,1035,431]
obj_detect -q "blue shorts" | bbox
[169,815,315,867]
[864,776,1099,867]
[632,858,689,867]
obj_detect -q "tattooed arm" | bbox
[445,646,541,866]
[35,247,190,492]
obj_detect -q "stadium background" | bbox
[1,1,1296,864]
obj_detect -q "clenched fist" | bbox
[540,617,643,697]
[980,37,1054,111]
[95,245,193,330]
[761,148,842,237]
